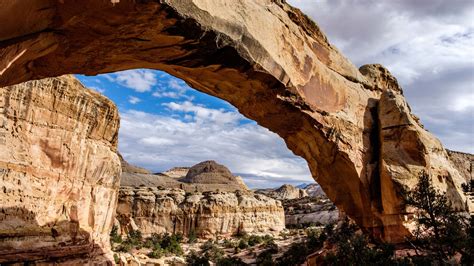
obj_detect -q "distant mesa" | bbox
[120,158,248,192]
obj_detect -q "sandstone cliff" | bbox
[0,76,121,263]
[447,150,473,184]
[0,0,469,243]
[116,187,285,238]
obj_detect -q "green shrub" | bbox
[217,256,247,266]
[113,253,120,264]
[186,250,210,266]
[223,238,235,248]
[247,235,263,246]
[256,249,274,266]
[110,225,122,243]
[238,239,248,249]
[148,246,164,259]
[188,229,198,244]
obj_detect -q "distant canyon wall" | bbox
[116,187,285,238]
[0,76,121,263]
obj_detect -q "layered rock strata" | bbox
[116,187,285,238]
[0,0,468,242]
[0,76,121,263]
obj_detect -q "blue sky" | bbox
[77,0,473,189]
[77,70,314,189]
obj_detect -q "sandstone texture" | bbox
[0,76,121,263]
[116,187,285,238]
[256,184,308,200]
[447,150,473,185]
[0,0,468,242]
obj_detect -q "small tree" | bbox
[405,171,469,263]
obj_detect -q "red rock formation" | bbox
[0,0,468,244]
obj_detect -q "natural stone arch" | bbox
[0,0,467,245]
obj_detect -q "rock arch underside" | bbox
[0,0,470,263]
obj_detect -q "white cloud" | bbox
[163,101,241,125]
[128,96,141,104]
[151,78,193,100]
[118,109,313,188]
[289,0,474,153]
[106,69,157,92]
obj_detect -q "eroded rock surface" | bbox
[256,184,308,200]
[0,0,468,242]
[0,76,121,263]
[116,187,284,238]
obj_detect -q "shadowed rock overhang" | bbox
[0,0,469,246]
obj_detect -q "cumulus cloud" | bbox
[118,108,313,188]
[289,0,474,153]
[152,78,193,100]
[107,69,157,92]
[128,96,141,104]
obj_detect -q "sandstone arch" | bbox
[0,0,468,247]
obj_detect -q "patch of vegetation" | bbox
[113,253,120,264]
[187,242,246,266]
[188,229,198,244]
[404,171,473,264]
[145,233,184,258]
[110,224,122,244]
[322,218,396,265]
[115,229,143,252]
[200,240,225,261]
[186,250,210,266]
[112,230,184,258]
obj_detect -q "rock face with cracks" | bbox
[0,0,468,245]
[0,76,121,263]
[116,187,284,238]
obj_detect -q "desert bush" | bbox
[216,256,247,266]
[188,229,198,244]
[110,225,122,244]
[238,239,249,249]
[247,235,263,246]
[186,250,210,266]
